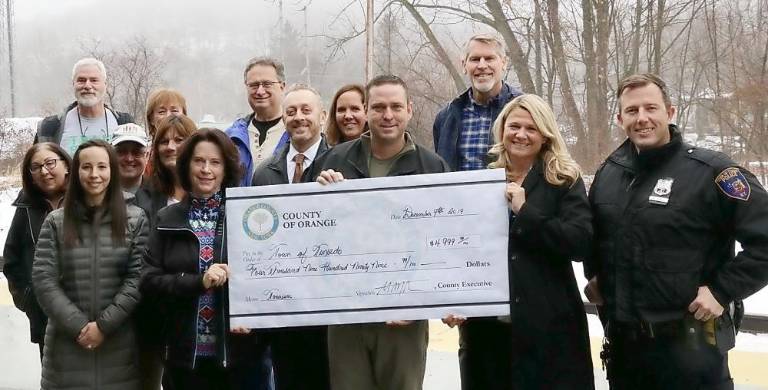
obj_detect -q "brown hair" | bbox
[365,75,410,104]
[21,142,72,203]
[62,139,126,248]
[145,89,188,138]
[176,128,242,194]
[616,73,672,110]
[151,115,198,196]
[325,84,367,146]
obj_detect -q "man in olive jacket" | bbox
[313,75,449,390]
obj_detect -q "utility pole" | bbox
[278,0,284,64]
[5,0,15,116]
[365,0,374,82]
[302,4,310,85]
[386,9,392,74]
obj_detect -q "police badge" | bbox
[649,177,674,205]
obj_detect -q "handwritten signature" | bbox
[263,288,294,301]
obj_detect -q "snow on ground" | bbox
[0,187,19,256]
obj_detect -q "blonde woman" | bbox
[446,94,595,389]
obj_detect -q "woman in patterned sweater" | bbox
[142,128,253,389]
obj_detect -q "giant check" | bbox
[225,169,510,328]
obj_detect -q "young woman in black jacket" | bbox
[3,142,71,359]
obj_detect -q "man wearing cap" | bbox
[35,57,134,155]
[112,123,150,193]
[111,122,165,389]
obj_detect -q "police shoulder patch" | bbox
[715,167,751,201]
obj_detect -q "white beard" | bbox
[76,92,103,108]
[472,78,495,93]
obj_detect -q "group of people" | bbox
[2,32,768,390]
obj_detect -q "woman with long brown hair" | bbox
[134,114,197,390]
[324,84,367,146]
[141,114,197,221]
[32,139,148,389]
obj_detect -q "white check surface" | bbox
[226,169,510,328]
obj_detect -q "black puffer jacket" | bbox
[2,190,52,343]
[32,202,147,390]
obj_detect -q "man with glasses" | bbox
[35,57,134,156]
[226,57,290,186]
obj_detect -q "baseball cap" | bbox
[112,123,149,147]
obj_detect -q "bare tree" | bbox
[117,37,166,124]
[0,116,34,177]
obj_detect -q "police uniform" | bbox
[586,125,768,389]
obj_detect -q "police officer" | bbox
[585,73,768,389]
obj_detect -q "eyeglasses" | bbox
[29,158,63,174]
[246,80,281,91]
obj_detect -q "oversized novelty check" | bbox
[225,169,510,328]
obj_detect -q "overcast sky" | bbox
[3,0,373,118]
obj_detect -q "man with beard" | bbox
[251,84,330,390]
[35,58,134,155]
[433,34,521,171]
[431,34,521,390]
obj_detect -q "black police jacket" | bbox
[587,125,768,332]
